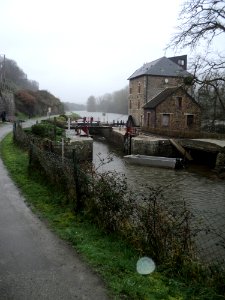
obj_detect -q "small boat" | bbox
[124,154,184,169]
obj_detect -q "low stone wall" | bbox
[215,149,225,173]
[40,130,93,162]
[100,127,125,150]
[63,131,93,161]
[97,127,225,172]
[101,128,176,156]
[132,138,175,157]
[53,141,93,161]
[109,129,125,146]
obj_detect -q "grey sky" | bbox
[1,0,223,104]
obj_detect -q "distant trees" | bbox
[169,0,225,121]
[3,57,39,91]
[87,95,97,112]
[86,86,128,114]
[63,102,86,112]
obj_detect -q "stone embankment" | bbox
[59,129,93,161]
[101,127,225,175]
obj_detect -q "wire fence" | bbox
[193,209,225,266]
[12,122,225,277]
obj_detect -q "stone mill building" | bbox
[128,55,201,131]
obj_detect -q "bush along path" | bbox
[1,128,224,299]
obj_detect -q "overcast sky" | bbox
[0,0,223,104]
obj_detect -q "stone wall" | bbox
[128,76,146,126]
[65,130,93,161]
[100,127,177,157]
[131,138,175,157]
[215,148,225,172]
[53,138,93,161]
[154,90,201,131]
[128,75,183,126]
[93,127,224,171]
[100,128,125,151]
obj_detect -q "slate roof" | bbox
[128,56,191,80]
[143,86,199,109]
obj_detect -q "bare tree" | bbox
[190,54,225,111]
[168,0,225,116]
[171,0,225,49]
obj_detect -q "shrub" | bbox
[31,123,64,140]
[84,170,134,233]
[130,186,195,266]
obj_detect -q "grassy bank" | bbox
[0,133,222,300]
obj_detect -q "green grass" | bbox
[0,133,223,300]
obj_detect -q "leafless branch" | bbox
[169,0,225,50]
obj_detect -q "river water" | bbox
[74,111,225,263]
[71,110,128,124]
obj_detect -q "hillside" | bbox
[0,56,65,118]
[14,90,64,117]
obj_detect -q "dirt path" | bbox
[0,122,110,300]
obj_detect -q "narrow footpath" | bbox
[0,122,110,300]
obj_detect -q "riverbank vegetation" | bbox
[0,129,224,299]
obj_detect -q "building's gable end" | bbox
[144,86,201,131]
[182,89,201,108]
[144,87,179,109]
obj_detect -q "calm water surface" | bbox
[93,138,225,262]
[75,111,225,261]
[93,138,225,215]
[74,111,225,215]
[71,111,128,124]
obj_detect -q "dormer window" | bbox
[178,59,185,66]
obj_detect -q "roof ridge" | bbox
[128,56,191,80]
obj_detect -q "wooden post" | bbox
[169,139,193,161]
[68,117,71,131]
[73,149,81,212]
[62,138,64,164]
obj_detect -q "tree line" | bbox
[0,56,39,91]
[86,86,128,114]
